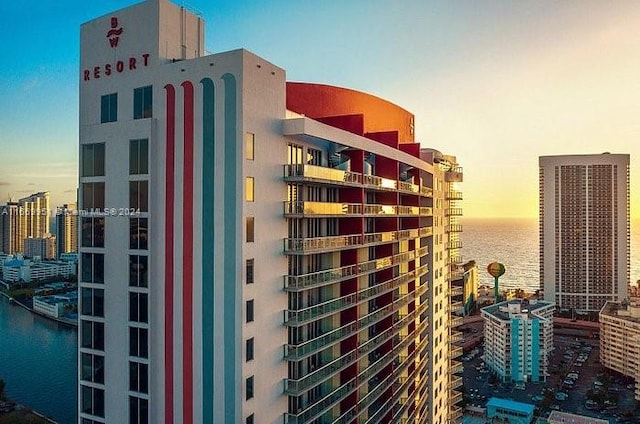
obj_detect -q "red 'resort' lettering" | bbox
[82,53,151,81]
[116,61,124,72]
[93,66,100,79]
[105,64,112,76]
[129,57,136,70]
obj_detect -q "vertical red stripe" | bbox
[164,84,175,424]
[181,81,195,424]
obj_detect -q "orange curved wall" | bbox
[286,82,415,144]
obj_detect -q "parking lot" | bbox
[461,335,640,423]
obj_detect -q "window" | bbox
[130,139,149,175]
[82,253,105,284]
[246,300,254,323]
[81,385,105,418]
[81,353,105,384]
[246,414,254,424]
[246,376,254,400]
[129,327,149,358]
[129,361,149,394]
[129,292,149,323]
[129,396,149,424]
[81,143,106,177]
[129,181,149,212]
[133,86,153,119]
[81,320,105,350]
[101,93,117,123]
[246,217,254,243]
[246,338,254,362]
[245,133,254,160]
[308,148,322,166]
[82,183,105,210]
[246,259,254,284]
[130,218,148,250]
[129,255,148,287]
[81,217,105,248]
[245,177,254,202]
[81,288,104,317]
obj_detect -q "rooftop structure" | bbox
[485,397,535,424]
[547,411,609,424]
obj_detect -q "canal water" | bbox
[0,296,77,424]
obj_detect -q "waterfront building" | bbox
[17,192,51,254]
[24,234,57,260]
[0,202,19,254]
[79,1,463,423]
[2,257,76,284]
[539,153,630,312]
[57,203,78,258]
[547,411,608,424]
[599,300,640,400]
[33,291,78,319]
[482,299,554,382]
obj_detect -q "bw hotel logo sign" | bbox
[107,17,123,48]
[82,16,150,81]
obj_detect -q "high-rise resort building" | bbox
[57,203,78,258]
[539,153,630,312]
[0,202,19,254]
[481,299,554,383]
[17,192,51,253]
[78,1,463,423]
[24,234,56,260]
[599,300,640,400]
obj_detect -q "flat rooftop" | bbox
[486,397,535,415]
[548,411,609,424]
[482,299,553,321]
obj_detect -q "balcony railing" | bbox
[450,300,463,310]
[448,255,463,265]
[450,360,463,374]
[445,208,463,217]
[285,201,433,217]
[446,224,463,233]
[284,164,434,198]
[449,375,463,390]
[446,240,463,250]
[449,269,464,280]
[450,331,463,344]
[450,316,464,327]
[449,405,463,422]
[446,191,463,200]
[449,391,463,405]
[450,286,463,296]
[449,346,463,359]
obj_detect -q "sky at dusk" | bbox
[0,0,639,218]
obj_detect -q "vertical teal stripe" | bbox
[531,320,540,381]
[222,73,237,424]
[200,77,215,424]
[511,318,519,381]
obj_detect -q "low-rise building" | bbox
[482,298,555,382]
[33,291,78,318]
[2,257,76,283]
[486,397,534,424]
[599,300,640,400]
[547,411,608,424]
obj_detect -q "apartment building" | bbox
[539,154,630,312]
[57,203,78,257]
[599,300,640,400]
[78,1,463,423]
[24,234,57,260]
[482,299,554,383]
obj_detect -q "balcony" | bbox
[449,269,464,281]
[450,316,464,328]
[450,286,463,296]
[449,346,463,359]
[445,208,463,217]
[450,300,463,310]
[450,360,463,374]
[448,255,463,265]
[446,190,463,200]
[446,224,463,233]
[449,391,463,405]
[445,167,463,183]
[449,405,463,422]
[284,164,362,186]
[449,375,463,390]
[446,240,463,250]
[284,201,433,218]
[450,331,463,344]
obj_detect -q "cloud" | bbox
[27,182,35,186]
[0,182,10,186]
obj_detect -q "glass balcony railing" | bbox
[285,202,434,217]
[285,349,358,395]
[284,164,434,197]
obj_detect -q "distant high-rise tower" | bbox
[17,192,51,253]
[539,153,630,312]
[0,202,19,254]
[56,203,78,257]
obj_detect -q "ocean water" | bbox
[461,218,640,293]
